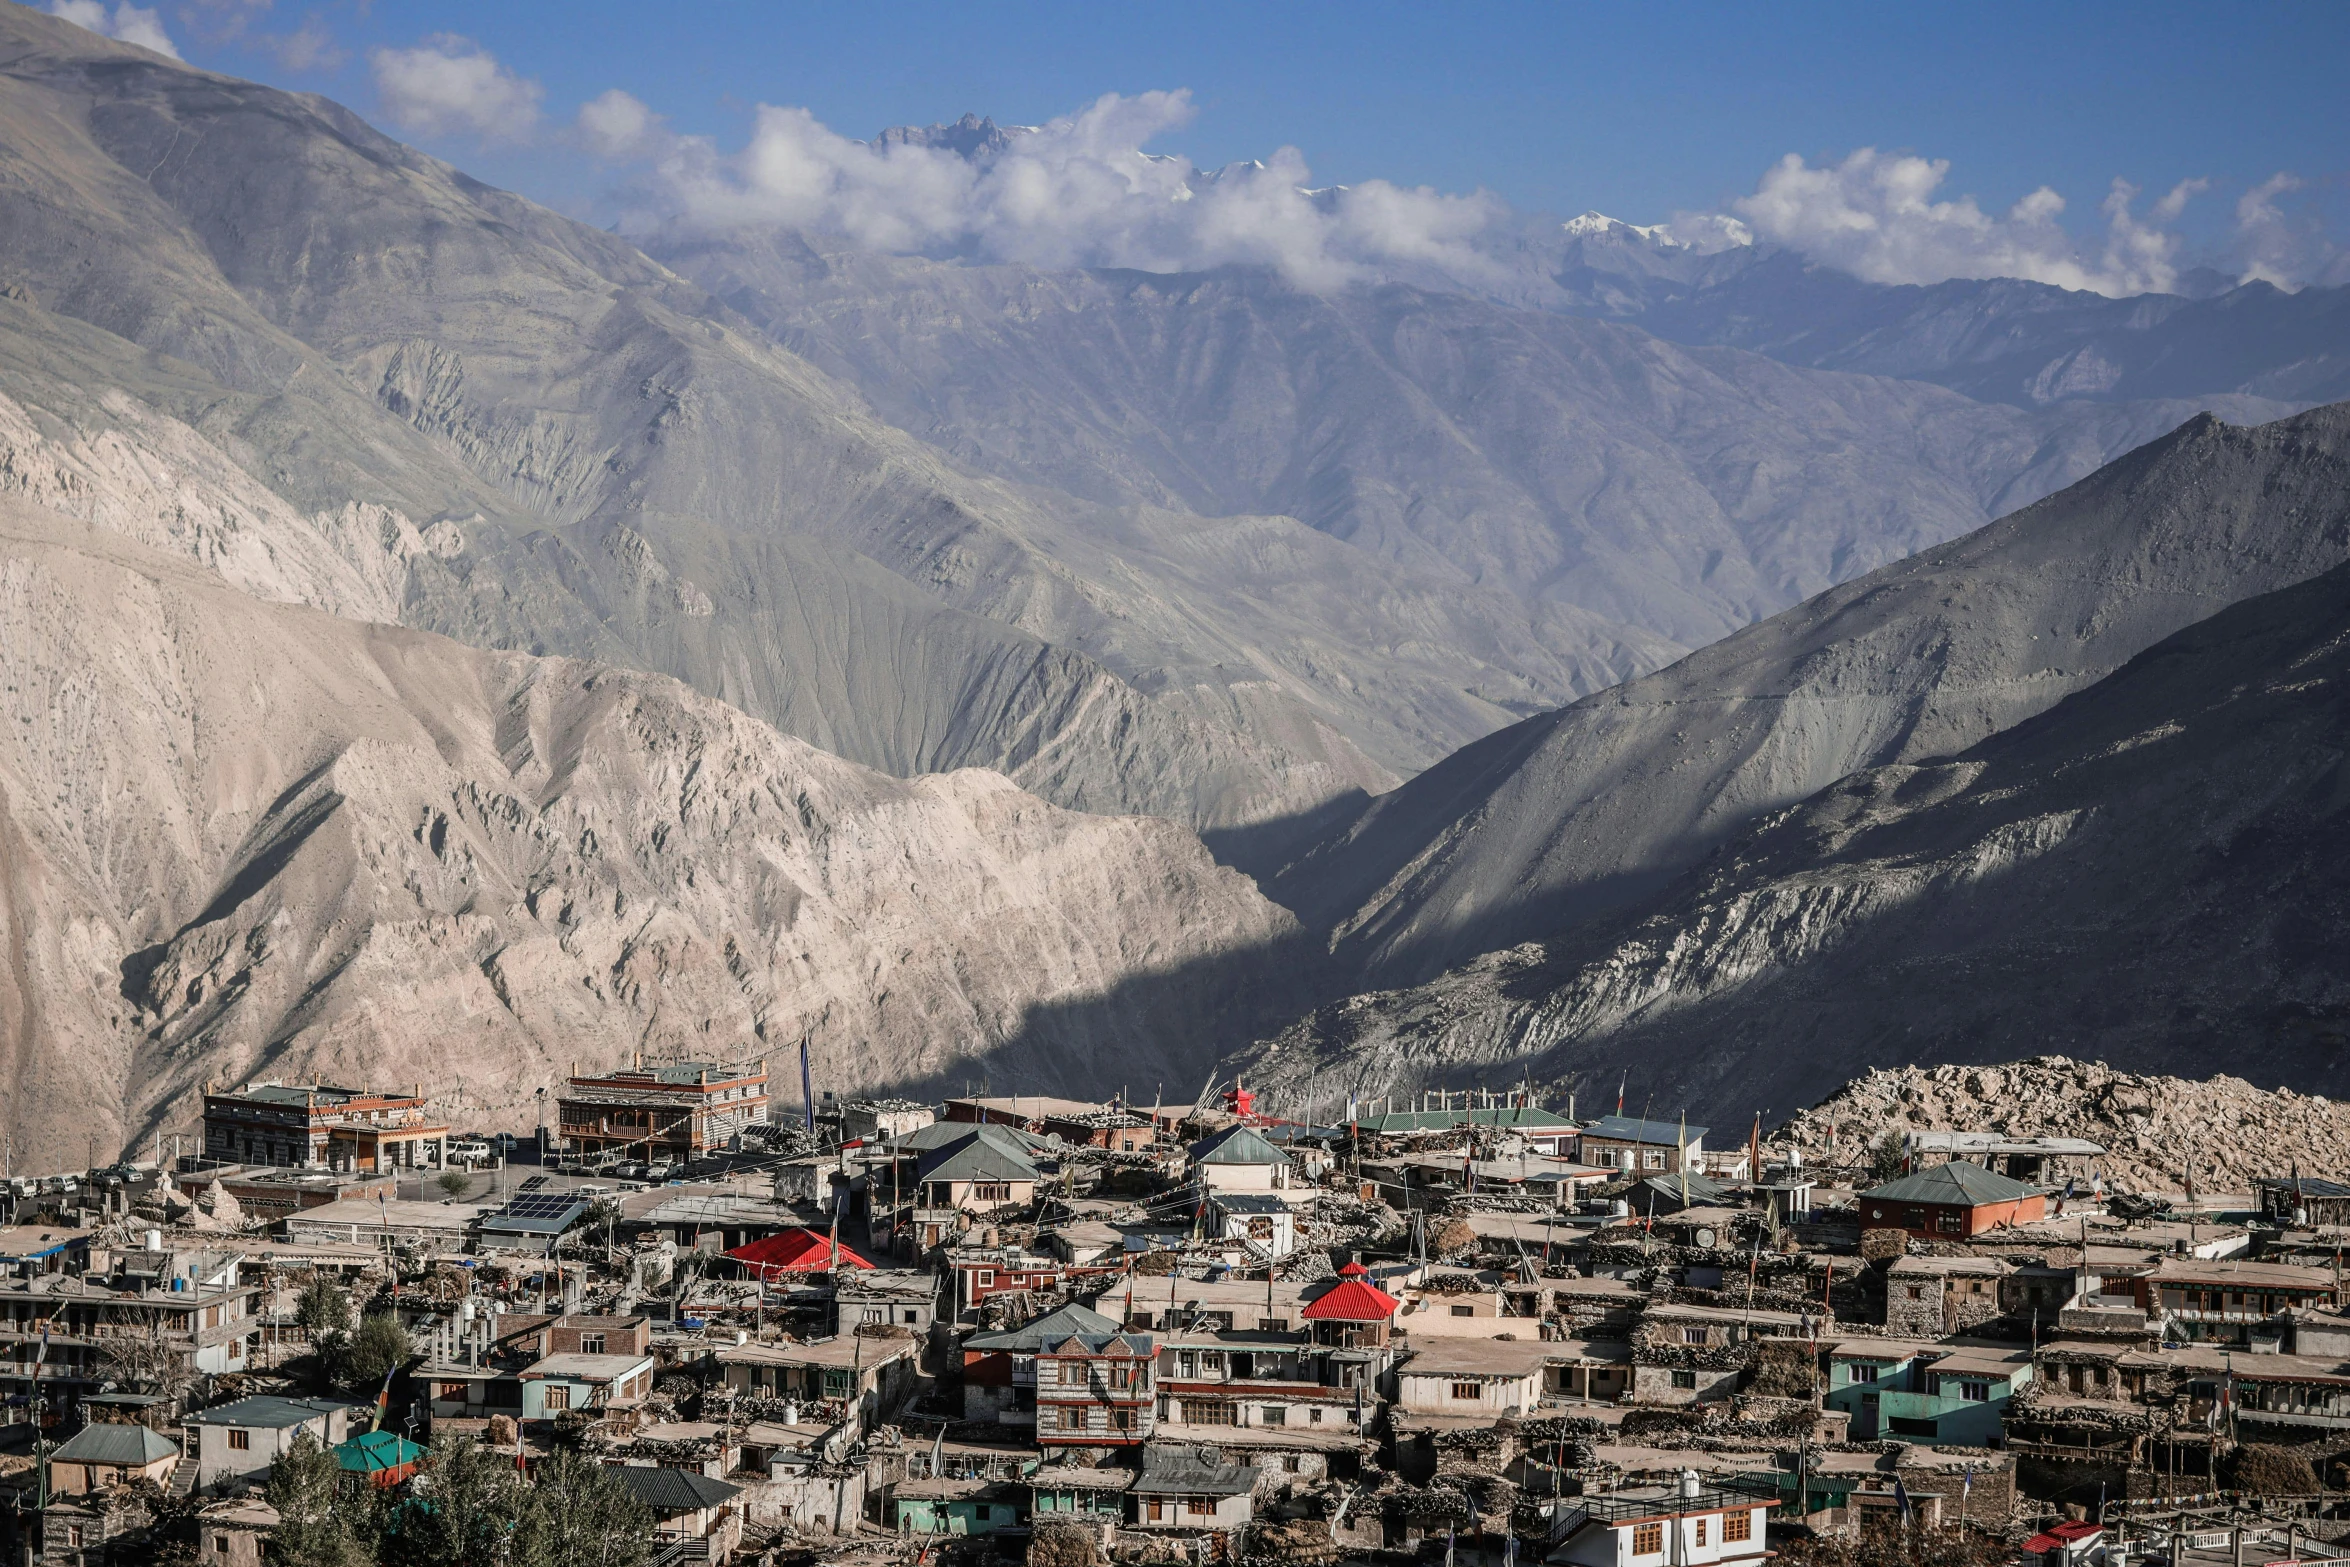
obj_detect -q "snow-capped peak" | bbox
[1561,210,1683,246]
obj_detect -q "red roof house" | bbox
[1301,1263,1401,1347]
[726,1229,873,1276]
[2021,1521,2103,1565]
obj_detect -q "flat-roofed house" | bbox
[1208,1193,1297,1259]
[202,1082,449,1172]
[1394,1338,1551,1417]
[518,1350,655,1420]
[1129,1443,1259,1531]
[557,1057,769,1165]
[1575,1116,1706,1175]
[2134,1257,2341,1346]
[1857,1161,2045,1239]
[1548,1472,1775,1567]
[716,1335,918,1434]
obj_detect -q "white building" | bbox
[1393,1338,1550,1418]
[1550,1472,1775,1567]
[1209,1193,1297,1259]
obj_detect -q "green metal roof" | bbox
[52,1424,179,1466]
[1861,1160,2037,1206]
[1188,1126,1288,1165]
[335,1430,427,1473]
[966,1300,1119,1352]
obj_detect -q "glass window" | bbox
[1451,1382,1481,1401]
[1724,1512,1753,1543]
[1670,1371,1697,1389]
[227,1429,251,1451]
[1632,1523,1663,1556]
[1848,1363,1880,1383]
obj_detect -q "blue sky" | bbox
[87,0,2350,289]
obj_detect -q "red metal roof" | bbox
[2023,1522,2103,1553]
[1301,1275,1400,1321]
[726,1229,873,1272]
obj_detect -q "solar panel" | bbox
[517,1175,550,1192]
[497,1193,586,1221]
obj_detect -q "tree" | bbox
[1867,1131,1908,1186]
[264,1431,374,1567]
[380,1437,532,1567]
[433,1171,473,1200]
[516,1449,655,1567]
[295,1275,351,1339]
[96,1317,195,1402]
[327,1312,413,1395]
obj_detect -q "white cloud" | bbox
[1729,148,2206,297]
[628,89,1508,293]
[370,35,542,144]
[47,0,180,58]
[2231,172,2348,291]
[576,89,665,162]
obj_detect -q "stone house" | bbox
[1885,1255,2013,1335]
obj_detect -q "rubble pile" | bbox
[1778,1055,2350,1191]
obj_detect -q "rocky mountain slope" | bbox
[1777,1058,2350,1195]
[1274,402,2350,984]
[1239,530,2350,1124]
[0,495,1301,1169]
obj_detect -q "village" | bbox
[4,1057,2350,1567]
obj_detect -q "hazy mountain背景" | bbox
[1542,212,2350,412]
[1235,400,2350,1120]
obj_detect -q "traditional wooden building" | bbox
[556,1056,768,1163]
[201,1082,449,1172]
[1035,1328,1156,1448]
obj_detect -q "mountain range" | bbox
[3,6,2350,1156]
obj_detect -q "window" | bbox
[1178,1353,1197,1377]
[1644,1151,1666,1170]
[1905,1286,1923,1300]
[904,1310,920,1324]
[1724,1511,1753,1544]
[1670,1371,1697,1389]
[1632,1523,1663,1556]
[1695,1519,1708,1546]
[1187,1400,1237,1426]
[1283,1456,1303,1474]
[1681,1327,1710,1344]
[974,1183,1012,1204]
[1959,1382,1991,1403]
[227,1429,251,1451]
[1848,1363,1880,1383]
[216,1536,233,1556]
[976,1270,995,1289]
[1309,1407,1324,1424]
[1263,1405,1287,1426]
[1111,1408,1134,1432]
[1185,1499,1213,1518]
[578,1333,606,1355]
[544,1385,571,1412]
[1936,1213,1964,1233]
[1451,1305,1475,1318]
[1451,1382,1481,1401]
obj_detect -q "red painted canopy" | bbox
[725,1228,873,1272]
